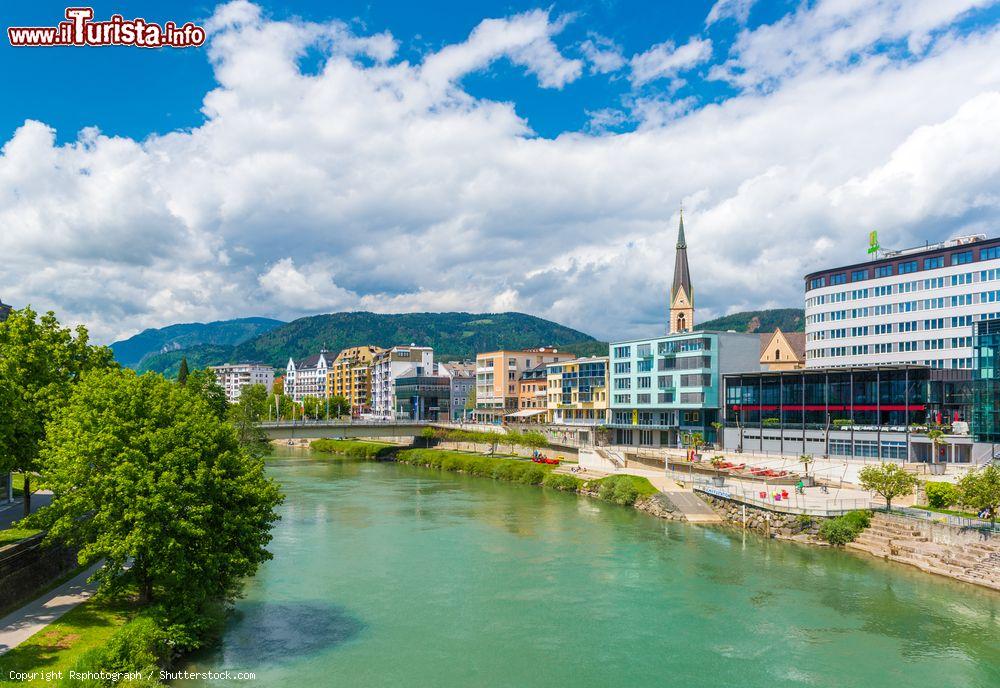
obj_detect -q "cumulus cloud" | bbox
[1,1,1000,346]
[630,37,713,87]
[706,0,757,26]
[579,33,626,74]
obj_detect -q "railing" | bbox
[694,486,875,517]
[888,506,1000,533]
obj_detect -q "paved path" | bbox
[0,491,53,530]
[661,491,724,523]
[0,563,101,655]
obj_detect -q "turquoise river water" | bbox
[177,449,1000,687]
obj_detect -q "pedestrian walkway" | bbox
[660,491,723,523]
[0,562,101,654]
[0,491,53,529]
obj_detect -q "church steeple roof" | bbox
[671,209,691,300]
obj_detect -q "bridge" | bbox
[260,420,477,441]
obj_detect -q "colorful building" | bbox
[328,345,383,415]
[372,345,434,419]
[759,329,806,371]
[511,363,549,423]
[545,356,609,426]
[394,372,451,421]
[284,350,335,402]
[475,347,576,419]
[440,362,475,421]
[210,362,274,404]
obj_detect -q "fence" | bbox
[889,506,1000,533]
[694,486,875,517]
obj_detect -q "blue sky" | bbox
[2,1,1000,343]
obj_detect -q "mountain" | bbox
[135,311,604,376]
[697,308,804,333]
[110,317,285,369]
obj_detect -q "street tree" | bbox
[0,308,116,515]
[228,384,270,453]
[329,395,350,418]
[35,369,282,646]
[858,463,918,511]
[958,463,1000,523]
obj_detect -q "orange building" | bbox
[327,345,383,415]
[475,347,576,419]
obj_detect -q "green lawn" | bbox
[0,599,132,683]
[0,526,42,546]
[911,504,981,518]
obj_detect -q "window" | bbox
[636,359,653,372]
[899,261,918,274]
[982,246,1000,261]
[809,277,826,289]
[614,378,631,390]
[851,269,868,281]
[923,256,943,269]
[952,250,972,265]
[613,345,631,358]
[637,376,651,389]
[614,362,631,374]
[831,273,847,285]
[636,393,651,404]
[875,265,893,278]
[636,343,651,357]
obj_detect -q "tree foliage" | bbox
[958,464,1000,522]
[228,384,270,453]
[858,463,918,511]
[0,308,116,513]
[184,368,228,420]
[177,356,190,384]
[34,369,283,646]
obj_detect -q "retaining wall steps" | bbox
[847,514,1000,591]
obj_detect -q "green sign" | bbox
[867,230,880,255]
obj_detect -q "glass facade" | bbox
[394,376,450,421]
[973,318,1000,443]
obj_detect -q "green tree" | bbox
[958,464,1000,523]
[799,454,814,479]
[0,308,116,515]
[184,368,228,420]
[927,429,949,462]
[302,396,322,419]
[34,369,282,645]
[329,395,350,418]
[858,463,919,511]
[228,384,270,453]
[177,357,190,384]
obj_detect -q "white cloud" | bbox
[706,0,757,27]
[579,33,626,74]
[629,37,713,87]
[2,1,1000,346]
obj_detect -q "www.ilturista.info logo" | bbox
[8,7,206,48]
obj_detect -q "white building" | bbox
[439,361,475,421]
[211,363,274,404]
[371,345,434,419]
[805,234,996,369]
[284,350,335,402]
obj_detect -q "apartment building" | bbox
[0,297,10,322]
[328,345,383,415]
[475,347,576,418]
[510,363,549,422]
[439,362,475,421]
[546,356,609,426]
[804,234,997,369]
[608,331,761,448]
[284,350,335,402]
[210,362,275,404]
[371,345,434,419]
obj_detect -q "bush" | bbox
[591,475,656,506]
[542,473,583,491]
[59,616,170,687]
[925,481,961,509]
[818,510,871,545]
[311,439,397,460]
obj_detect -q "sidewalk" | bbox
[0,562,101,654]
[0,491,53,530]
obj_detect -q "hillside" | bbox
[135,311,603,376]
[110,317,285,369]
[697,308,804,333]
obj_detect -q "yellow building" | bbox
[545,356,609,426]
[327,345,384,415]
[759,329,806,370]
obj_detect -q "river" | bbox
[175,448,1000,687]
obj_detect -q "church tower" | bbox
[669,209,694,333]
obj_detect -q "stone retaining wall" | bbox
[0,534,79,613]
[698,493,824,537]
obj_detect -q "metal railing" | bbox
[888,506,1000,533]
[693,486,875,517]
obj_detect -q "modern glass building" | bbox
[972,317,1000,444]
[723,366,976,463]
[394,375,450,421]
[608,331,761,448]
[545,356,609,426]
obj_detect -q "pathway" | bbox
[0,562,102,654]
[0,491,52,530]
[660,491,723,523]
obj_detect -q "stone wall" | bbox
[0,535,79,613]
[698,492,824,537]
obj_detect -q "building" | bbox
[475,347,576,419]
[210,363,275,404]
[439,362,475,421]
[328,345,383,415]
[546,356,609,426]
[511,363,549,423]
[972,318,1000,447]
[284,350,335,402]
[394,372,451,421]
[608,331,761,448]
[0,297,10,322]
[669,210,694,333]
[804,234,998,369]
[759,329,806,370]
[371,345,434,419]
[723,366,982,463]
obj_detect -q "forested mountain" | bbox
[696,308,804,333]
[109,317,285,369]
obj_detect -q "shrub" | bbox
[818,510,871,545]
[59,616,170,687]
[925,481,961,509]
[311,439,397,460]
[542,473,583,491]
[517,465,547,485]
[593,474,656,506]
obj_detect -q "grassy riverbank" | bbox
[309,440,658,508]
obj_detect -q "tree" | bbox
[228,384,270,453]
[799,454,814,479]
[858,463,918,511]
[0,308,116,516]
[958,464,1000,523]
[927,429,949,463]
[329,395,350,418]
[177,357,190,385]
[34,369,282,645]
[185,368,228,420]
[302,396,322,419]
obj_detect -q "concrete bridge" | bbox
[259,420,495,441]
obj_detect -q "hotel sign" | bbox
[867,230,880,256]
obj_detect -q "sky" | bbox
[2,0,1000,344]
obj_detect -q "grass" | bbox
[0,599,133,682]
[310,439,399,460]
[0,564,90,620]
[585,474,659,506]
[911,504,981,519]
[0,526,42,546]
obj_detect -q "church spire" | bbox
[669,208,694,333]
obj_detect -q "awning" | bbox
[505,409,548,418]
